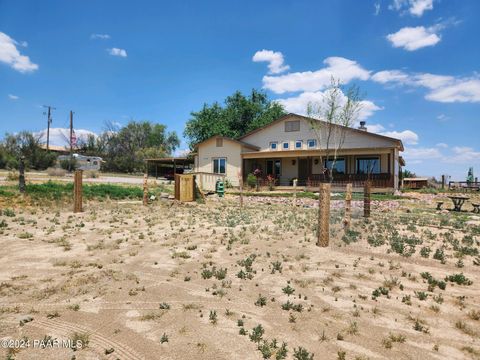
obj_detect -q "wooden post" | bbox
[344,183,352,229]
[293,179,298,208]
[441,175,445,190]
[143,174,148,206]
[239,176,244,208]
[73,170,83,213]
[364,180,371,218]
[317,182,331,247]
[18,156,26,194]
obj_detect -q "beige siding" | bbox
[196,138,242,186]
[242,115,397,152]
[281,158,297,184]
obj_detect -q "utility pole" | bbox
[70,111,74,157]
[43,105,55,150]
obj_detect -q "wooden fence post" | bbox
[143,174,148,206]
[317,182,331,247]
[18,156,25,194]
[293,179,298,208]
[364,180,371,218]
[239,176,244,208]
[344,183,352,229]
[74,170,83,213]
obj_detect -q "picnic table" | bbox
[447,195,470,212]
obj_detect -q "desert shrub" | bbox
[84,170,100,178]
[445,273,473,285]
[60,158,78,171]
[47,167,66,177]
[6,171,19,181]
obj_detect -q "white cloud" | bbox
[403,147,442,161]
[389,0,434,17]
[371,70,410,84]
[425,78,480,103]
[380,130,419,144]
[0,32,38,73]
[387,26,441,51]
[436,143,448,148]
[8,94,19,100]
[372,69,480,103]
[409,0,434,16]
[91,34,111,40]
[374,2,381,15]
[262,57,370,94]
[276,89,382,121]
[252,50,289,74]
[436,114,449,122]
[35,128,97,147]
[443,146,480,163]
[108,48,127,57]
[364,123,386,133]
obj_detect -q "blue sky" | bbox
[1,0,479,180]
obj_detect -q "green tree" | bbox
[1,131,56,170]
[101,121,179,173]
[184,89,285,148]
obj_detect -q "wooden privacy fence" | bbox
[174,174,195,202]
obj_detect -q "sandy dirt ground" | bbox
[0,193,479,360]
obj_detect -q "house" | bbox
[193,113,405,192]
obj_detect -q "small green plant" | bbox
[249,324,265,343]
[160,333,169,343]
[209,310,217,324]
[282,284,295,296]
[255,294,267,307]
[293,347,314,360]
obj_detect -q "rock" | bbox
[160,192,169,198]
[19,315,33,326]
[149,195,156,201]
[168,195,175,200]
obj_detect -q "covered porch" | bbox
[242,150,398,189]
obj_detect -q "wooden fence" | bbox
[174,174,195,202]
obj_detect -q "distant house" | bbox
[193,113,405,192]
[58,154,103,171]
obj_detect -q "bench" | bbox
[436,201,443,210]
[473,203,480,214]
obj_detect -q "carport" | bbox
[145,157,194,179]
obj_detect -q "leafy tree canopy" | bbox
[184,89,286,148]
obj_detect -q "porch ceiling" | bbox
[241,147,394,159]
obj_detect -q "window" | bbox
[213,158,226,174]
[282,142,289,150]
[324,158,345,174]
[307,139,317,148]
[270,142,278,150]
[216,138,223,147]
[295,140,303,149]
[285,120,300,132]
[266,159,281,177]
[356,157,380,174]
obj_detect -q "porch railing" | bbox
[192,172,226,192]
[306,173,394,188]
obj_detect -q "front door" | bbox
[298,158,308,185]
